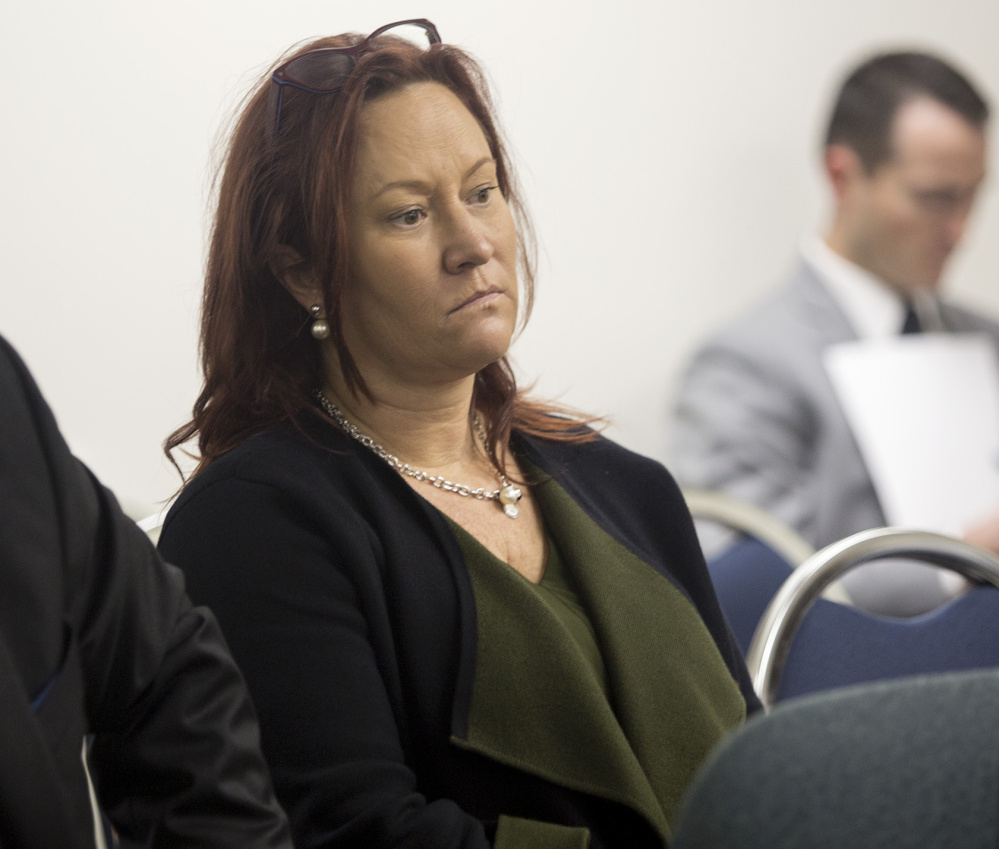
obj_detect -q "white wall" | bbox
[2,0,998,515]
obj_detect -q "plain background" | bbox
[2,0,998,515]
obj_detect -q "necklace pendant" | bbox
[498,483,522,519]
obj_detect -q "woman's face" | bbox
[342,82,519,392]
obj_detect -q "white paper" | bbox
[823,333,999,537]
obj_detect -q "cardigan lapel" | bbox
[447,475,747,840]
[447,522,670,841]
[539,482,748,828]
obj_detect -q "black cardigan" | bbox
[160,415,759,848]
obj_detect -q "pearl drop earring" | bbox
[310,304,330,340]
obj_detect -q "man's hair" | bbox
[825,51,990,172]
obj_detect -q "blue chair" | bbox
[682,489,817,656]
[747,528,999,707]
[705,537,795,656]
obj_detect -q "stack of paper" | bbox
[824,333,999,537]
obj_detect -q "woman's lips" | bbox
[451,288,503,313]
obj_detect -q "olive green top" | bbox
[471,530,609,697]
[445,475,747,848]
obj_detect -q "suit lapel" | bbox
[788,261,858,344]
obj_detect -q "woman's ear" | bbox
[270,245,323,311]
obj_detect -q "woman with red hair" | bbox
[159,20,758,848]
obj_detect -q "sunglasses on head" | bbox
[266,18,442,142]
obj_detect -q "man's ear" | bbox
[270,245,323,311]
[824,144,864,203]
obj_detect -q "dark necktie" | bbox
[901,300,922,335]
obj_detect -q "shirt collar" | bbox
[801,236,904,339]
[801,236,947,336]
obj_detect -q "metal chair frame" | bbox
[682,487,815,566]
[746,527,999,708]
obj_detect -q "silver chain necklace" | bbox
[314,390,523,518]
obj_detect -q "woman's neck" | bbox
[321,372,481,470]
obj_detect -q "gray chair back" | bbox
[672,669,999,849]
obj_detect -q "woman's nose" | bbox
[442,209,494,274]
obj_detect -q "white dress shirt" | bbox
[801,236,946,337]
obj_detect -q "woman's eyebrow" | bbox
[371,158,496,200]
[464,156,496,178]
[372,178,434,199]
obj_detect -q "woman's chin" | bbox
[436,342,514,384]
[468,332,515,369]
[362,343,512,391]
[433,320,514,371]
[453,345,512,379]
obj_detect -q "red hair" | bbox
[167,30,598,477]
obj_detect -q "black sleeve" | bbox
[159,476,498,849]
[0,336,293,848]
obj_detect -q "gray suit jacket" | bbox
[670,260,999,613]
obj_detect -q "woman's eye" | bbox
[392,208,425,226]
[472,185,498,204]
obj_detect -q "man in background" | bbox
[669,51,997,615]
[0,333,292,848]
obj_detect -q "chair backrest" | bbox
[682,487,815,566]
[671,669,999,849]
[704,537,795,656]
[683,488,818,656]
[747,527,999,707]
